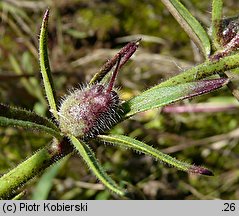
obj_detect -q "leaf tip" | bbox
[43,8,50,26]
[191,78,229,98]
[205,78,229,90]
[189,165,214,176]
[135,37,142,45]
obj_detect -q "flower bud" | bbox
[59,84,120,139]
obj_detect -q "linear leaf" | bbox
[161,0,211,57]
[69,136,124,196]
[123,78,228,117]
[98,134,213,176]
[0,103,59,131]
[211,0,223,50]
[39,9,58,119]
[0,117,61,139]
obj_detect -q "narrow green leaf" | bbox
[0,116,62,139]
[98,134,213,176]
[161,0,211,57]
[32,156,69,200]
[39,9,58,119]
[123,78,228,117]
[0,102,60,139]
[211,0,223,50]
[0,103,59,132]
[69,136,125,196]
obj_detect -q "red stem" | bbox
[107,55,122,92]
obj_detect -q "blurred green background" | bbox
[0,0,239,199]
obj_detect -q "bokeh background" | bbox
[0,0,239,199]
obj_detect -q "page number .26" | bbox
[222,203,236,212]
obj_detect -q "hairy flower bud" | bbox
[58,84,121,139]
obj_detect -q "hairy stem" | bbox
[0,138,72,199]
[152,53,239,88]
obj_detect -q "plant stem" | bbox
[152,53,239,89]
[0,138,73,199]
